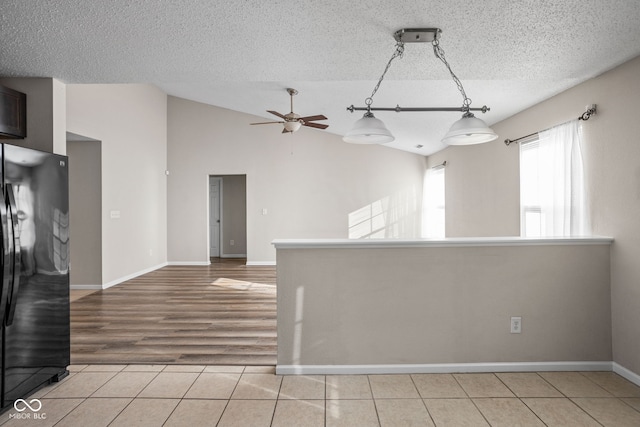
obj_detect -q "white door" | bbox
[209,177,222,257]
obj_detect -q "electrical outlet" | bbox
[510,317,522,334]
[230,240,235,246]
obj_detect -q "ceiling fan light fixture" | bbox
[250,88,328,134]
[284,121,302,133]
[343,112,395,144]
[441,113,498,145]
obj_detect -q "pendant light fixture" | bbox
[344,28,497,146]
[343,110,394,144]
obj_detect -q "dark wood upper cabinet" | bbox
[0,85,27,139]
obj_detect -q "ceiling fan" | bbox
[250,88,328,133]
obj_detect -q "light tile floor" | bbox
[1,366,640,426]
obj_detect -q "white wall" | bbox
[0,77,66,155]
[167,96,427,264]
[430,55,640,378]
[427,140,519,237]
[66,84,168,285]
[52,79,66,155]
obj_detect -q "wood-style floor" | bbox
[70,258,277,365]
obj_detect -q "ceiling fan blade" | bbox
[303,122,329,130]
[267,110,286,119]
[250,121,285,125]
[299,114,328,122]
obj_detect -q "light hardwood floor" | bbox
[70,258,276,365]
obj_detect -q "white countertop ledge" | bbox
[272,236,614,249]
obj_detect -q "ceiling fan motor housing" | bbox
[249,88,328,133]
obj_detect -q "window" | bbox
[519,119,589,237]
[422,165,445,238]
[520,139,544,236]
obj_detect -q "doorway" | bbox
[209,175,247,259]
[209,177,222,257]
[67,132,102,289]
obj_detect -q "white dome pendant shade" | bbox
[283,121,302,133]
[441,113,498,145]
[342,111,395,144]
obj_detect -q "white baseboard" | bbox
[276,361,614,375]
[167,261,211,266]
[165,260,274,266]
[102,262,169,290]
[70,284,102,290]
[613,362,640,387]
[221,254,247,258]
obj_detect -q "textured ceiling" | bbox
[2,0,640,155]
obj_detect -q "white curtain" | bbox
[520,119,590,236]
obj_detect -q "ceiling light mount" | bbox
[393,28,441,43]
[344,27,497,146]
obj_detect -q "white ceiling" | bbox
[2,0,640,155]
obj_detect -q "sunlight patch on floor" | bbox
[211,278,276,293]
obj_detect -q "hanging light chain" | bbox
[365,41,405,109]
[432,38,472,114]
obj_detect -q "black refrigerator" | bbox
[0,143,70,411]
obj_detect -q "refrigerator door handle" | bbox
[0,190,11,323]
[5,183,21,326]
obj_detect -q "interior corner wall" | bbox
[66,84,168,285]
[52,78,67,155]
[426,138,520,237]
[167,96,427,264]
[430,54,640,377]
[0,77,66,154]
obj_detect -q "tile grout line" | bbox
[451,373,471,399]
[268,371,285,427]
[214,366,246,426]
[567,396,615,427]
[369,380,382,427]
[364,375,382,427]
[409,373,438,426]
[50,364,136,426]
[527,372,605,427]
[518,398,551,427]
[101,364,163,426]
[50,398,84,427]
[534,371,568,398]
[524,373,555,426]
[161,368,206,426]
[324,375,327,427]
[619,397,640,414]
[467,373,502,427]
[578,370,628,398]
[496,372,548,426]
